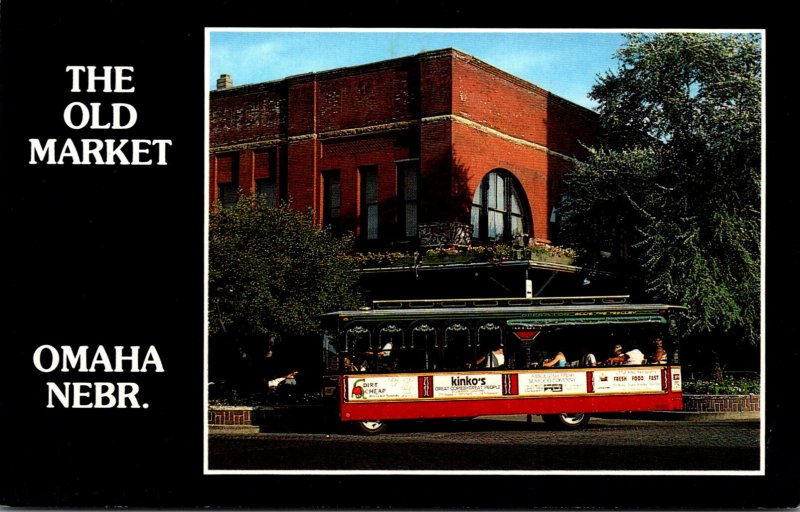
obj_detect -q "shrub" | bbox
[683,374,760,395]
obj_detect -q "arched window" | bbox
[471,171,530,242]
[441,323,473,370]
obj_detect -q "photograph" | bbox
[205,29,764,475]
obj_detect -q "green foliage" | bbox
[209,197,360,340]
[561,33,761,345]
[351,251,416,268]
[683,374,760,395]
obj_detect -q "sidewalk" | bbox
[482,411,759,423]
[208,424,261,435]
[594,410,760,422]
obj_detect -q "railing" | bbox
[371,295,631,310]
[418,222,473,248]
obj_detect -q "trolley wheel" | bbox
[354,419,387,435]
[541,413,591,429]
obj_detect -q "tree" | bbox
[208,196,361,395]
[560,33,762,355]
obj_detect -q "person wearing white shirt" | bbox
[475,342,505,368]
[267,370,299,389]
[580,351,597,367]
[622,348,645,365]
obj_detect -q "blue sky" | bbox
[208,30,629,110]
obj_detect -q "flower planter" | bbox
[421,255,472,265]
[528,252,575,265]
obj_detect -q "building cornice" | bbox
[424,115,581,165]
[210,48,597,120]
[211,114,581,164]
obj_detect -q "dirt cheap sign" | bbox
[347,375,418,401]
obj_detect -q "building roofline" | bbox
[210,47,597,117]
[447,49,597,118]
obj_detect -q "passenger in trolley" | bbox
[605,343,646,365]
[474,341,505,369]
[578,344,597,367]
[541,349,567,368]
[650,337,668,364]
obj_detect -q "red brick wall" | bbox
[209,154,218,205]
[683,395,760,412]
[544,94,598,159]
[208,407,253,425]
[209,85,283,147]
[453,57,548,150]
[419,51,452,117]
[319,134,413,237]
[451,121,560,242]
[419,120,453,222]
[451,54,597,160]
[208,49,597,241]
[287,79,317,136]
[239,149,254,196]
[317,66,417,132]
[286,138,319,222]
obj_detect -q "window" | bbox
[397,161,418,237]
[395,323,436,371]
[218,183,239,209]
[345,325,373,372]
[345,325,372,354]
[360,165,379,240]
[471,171,529,242]
[255,178,276,206]
[377,324,403,371]
[441,323,472,370]
[322,170,340,232]
[477,323,503,350]
[216,152,239,209]
[253,149,276,205]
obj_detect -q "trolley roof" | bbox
[320,296,686,327]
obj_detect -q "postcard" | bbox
[0,2,791,509]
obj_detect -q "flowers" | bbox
[528,240,577,259]
[350,241,578,268]
[424,246,461,258]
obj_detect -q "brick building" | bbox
[209,48,598,251]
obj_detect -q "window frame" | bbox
[322,169,341,233]
[360,165,379,241]
[397,160,419,239]
[471,171,530,243]
[255,177,276,206]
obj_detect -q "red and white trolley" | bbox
[319,295,685,434]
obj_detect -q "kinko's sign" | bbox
[432,374,504,398]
